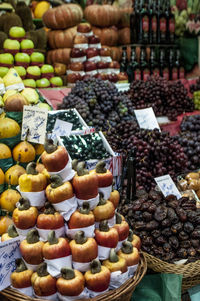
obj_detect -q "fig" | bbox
[154,205,168,221]
[169,236,179,249]
[146,220,159,231]
[184,222,194,233]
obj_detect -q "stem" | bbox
[75,231,87,244]
[127,229,133,242]
[95,161,107,174]
[18,197,30,211]
[61,268,75,280]
[90,259,101,274]
[44,139,57,154]
[26,162,38,175]
[50,175,63,188]
[115,212,122,224]
[109,248,119,263]
[121,241,133,254]
[99,220,109,232]
[79,202,90,214]
[72,159,78,171]
[26,229,40,244]
[47,231,58,245]
[17,154,21,165]
[44,202,56,215]
[8,225,18,238]
[37,262,49,277]
[76,162,89,176]
[15,258,27,273]
[98,193,106,206]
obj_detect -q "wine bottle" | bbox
[127,46,141,82]
[159,48,169,80]
[140,48,150,81]
[150,47,159,76]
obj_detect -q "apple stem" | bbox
[75,230,87,245]
[47,230,58,245]
[26,229,40,244]
[18,197,30,211]
[50,175,63,188]
[44,202,56,215]
[115,212,122,224]
[44,138,57,154]
[90,259,101,274]
[8,225,18,238]
[37,262,49,277]
[99,220,109,232]
[15,258,27,273]
[76,162,89,176]
[95,161,107,174]
[121,241,133,254]
[98,193,107,206]
[72,159,78,171]
[127,229,134,242]
[109,248,119,263]
[26,162,38,175]
[61,268,75,280]
[79,201,90,214]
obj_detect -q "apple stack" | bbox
[67,22,128,87]
[7,139,141,300]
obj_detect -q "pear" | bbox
[21,88,39,105]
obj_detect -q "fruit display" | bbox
[31,1,50,19]
[190,77,200,93]
[84,5,121,27]
[178,171,200,200]
[193,91,200,110]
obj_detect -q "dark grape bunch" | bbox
[58,78,134,131]
[190,77,200,93]
[129,76,194,121]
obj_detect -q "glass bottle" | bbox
[159,48,169,80]
[127,46,141,82]
[140,47,150,81]
[159,0,167,44]
[167,0,175,43]
[120,46,128,73]
[150,47,159,76]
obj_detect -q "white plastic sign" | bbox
[0,237,21,291]
[53,119,73,137]
[134,107,160,130]
[154,174,182,199]
[21,105,48,144]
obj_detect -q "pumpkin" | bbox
[108,46,122,62]
[0,168,4,185]
[0,185,21,212]
[0,143,12,159]
[118,27,130,45]
[0,215,13,235]
[13,197,38,229]
[43,4,83,30]
[118,7,133,28]
[46,175,74,204]
[5,155,26,186]
[0,113,20,139]
[1,224,19,242]
[11,258,33,289]
[13,140,36,163]
[84,5,121,27]
[85,259,110,292]
[92,26,118,46]
[34,1,50,19]
[47,48,71,65]
[48,27,77,49]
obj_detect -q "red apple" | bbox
[67,73,82,84]
[84,61,97,75]
[74,34,88,48]
[100,47,111,57]
[88,35,100,45]
[108,73,118,83]
[69,62,84,72]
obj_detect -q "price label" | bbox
[53,119,73,137]
[134,107,160,131]
[21,106,48,145]
[154,174,181,199]
[0,237,21,291]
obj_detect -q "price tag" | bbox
[134,107,160,130]
[0,237,21,291]
[21,106,48,145]
[53,119,72,137]
[154,174,181,199]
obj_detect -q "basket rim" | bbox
[1,253,147,301]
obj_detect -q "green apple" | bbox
[15,53,30,65]
[20,39,34,50]
[37,102,52,111]
[14,66,26,78]
[0,67,9,77]
[0,53,14,66]
[50,77,63,87]
[9,26,26,38]
[41,64,54,74]
[27,66,41,77]
[36,78,50,88]
[30,52,45,63]
[3,39,20,51]
[23,79,36,88]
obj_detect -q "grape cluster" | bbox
[129,76,194,121]
[190,77,200,93]
[58,78,133,131]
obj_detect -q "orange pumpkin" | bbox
[92,26,118,46]
[48,27,77,49]
[118,27,130,45]
[108,46,122,62]
[118,7,133,28]
[47,48,71,65]
[84,5,121,27]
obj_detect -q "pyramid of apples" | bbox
[67,23,128,86]
[2,139,141,300]
[0,26,63,88]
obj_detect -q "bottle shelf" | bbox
[122,43,177,48]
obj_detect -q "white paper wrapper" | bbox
[49,160,75,182]
[109,270,129,289]
[70,56,86,63]
[73,257,98,272]
[87,288,109,298]
[16,186,46,208]
[88,43,101,49]
[95,215,116,229]
[98,245,112,260]
[45,255,72,277]
[53,197,77,222]
[116,238,128,252]
[76,194,99,210]
[34,292,58,300]
[67,70,85,77]
[85,70,97,76]
[108,68,120,74]
[0,83,5,95]
[88,56,101,63]
[128,264,138,277]
[23,260,41,272]
[98,185,112,200]
[97,68,110,74]
[77,31,93,37]
[11,285,33,297]
[6,82,24,91]
[65,224,95,239]
[57,288,89,301]
[15,226,35,240]
[74,43,88,49]
[36,226,65,241]
[101,56,112,63]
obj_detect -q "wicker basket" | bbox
[143,251,200,291]
[1,253,147,301]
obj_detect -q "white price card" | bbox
[154,174,182,199]
[134,107,160,130]
[21,105,48,145]
[0,237,21,291]
[53,119,73,137]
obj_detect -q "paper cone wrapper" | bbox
[22,49,34,55]
[34,292,58,300]
[11,286,33,297]
[31,62,44,67]
[95,215,115,229]
[16,226,35,240]
[49,160,75,182]
[128,264,138,277]
[41,72,54,80]
[76,194,99,210]
[15,61,29,68]
[0,83,5,95]
[116,238,128,252]
[6,83,24,91]
[70,56,86,63]
[73,257,98,272]
[57,288,89,301]
[98,245,112,260]
[26,73,40,80]
[77,31,93,37]
[67,70,85,77]
[45,255,72,277]
[23,260,41,272]
[4,49,19,55]
[17,186,46,207]
[88,43,101,49]
[87,288,109,298]
[88,56,101,63]
[37,226,65,241]
[109,270,129,289]
[98,185,112,200]
[53,197,77,221]
[0,63,13,68]
[65,224,95,239]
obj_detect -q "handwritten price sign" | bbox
[53,119,73,137]
[21,106,48,145]
[0,237,20,291]
[154,174,181,199]
[134,107,160,131]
